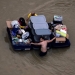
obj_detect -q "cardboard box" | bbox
[6,21,12,28]
[56,37,66,42]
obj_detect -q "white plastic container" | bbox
[18,39,23,42]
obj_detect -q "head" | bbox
[31,12,35,16]
[40,36,45,42]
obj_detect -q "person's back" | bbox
[40,41,47,52]
[31,36,56,56]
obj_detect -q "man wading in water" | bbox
[31,36,56,56]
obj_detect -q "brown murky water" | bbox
[0,0,75,75]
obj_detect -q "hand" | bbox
[30,42,33,44]
[31,42,35,45]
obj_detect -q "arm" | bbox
[31,42,41,45]
[47,37,56,43]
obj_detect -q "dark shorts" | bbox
[39,51,47,56]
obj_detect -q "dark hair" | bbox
[18,17,26,26]
[40,36,45,40]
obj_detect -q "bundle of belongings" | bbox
[6,18,31,45]
[54,24,69,43]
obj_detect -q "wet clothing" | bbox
[39,51,47,56]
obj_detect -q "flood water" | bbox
[0,0,75,75]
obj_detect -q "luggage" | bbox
[29,15,51,42]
